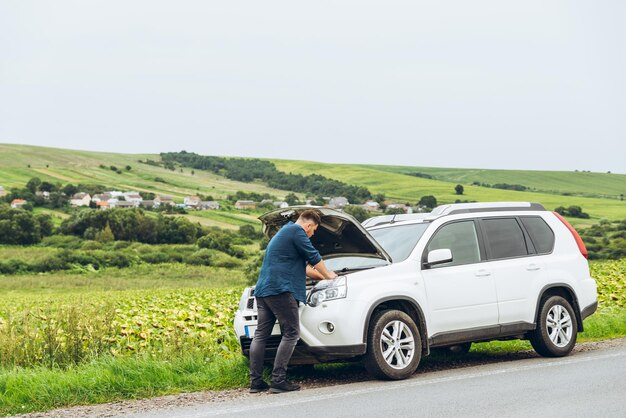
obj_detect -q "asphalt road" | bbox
[130,344,626,418]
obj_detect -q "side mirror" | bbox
[425,249,453,268]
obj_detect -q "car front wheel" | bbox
[530,296,578,357]
[364,309,421,380]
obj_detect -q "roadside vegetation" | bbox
[0,259,624,415]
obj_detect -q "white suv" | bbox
[234,202,598,380]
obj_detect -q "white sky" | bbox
[1,1,625,173]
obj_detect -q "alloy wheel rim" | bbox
[380,320,415,369]
[546,304,573,348]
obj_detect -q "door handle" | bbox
[526,264,541,271]
[475,269,491,277]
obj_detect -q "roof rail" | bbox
[428,202,546,218]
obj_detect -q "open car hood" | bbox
[258,206,392,263]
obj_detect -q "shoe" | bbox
[269,380,301,393]
[249,381,270,393]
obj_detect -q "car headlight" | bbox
[308,276,347,307]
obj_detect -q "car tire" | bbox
[530,295,578,357]
[364,309,421,380]
[432,342,472,356]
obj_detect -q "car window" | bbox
[520,216,555,254]
[426,221,480,267]
[482,218,528,260]
[369,223,428,262]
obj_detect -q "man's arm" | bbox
[312,259,338,280]
[306,265,325,280]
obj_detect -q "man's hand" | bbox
[313,260,338,280]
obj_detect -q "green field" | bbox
[364,165,626,199]
[272,159,626,222]
[0,144,291,201]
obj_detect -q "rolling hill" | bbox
[1,144,625,227]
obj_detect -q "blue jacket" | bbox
[254,222,322,303]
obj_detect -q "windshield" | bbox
[369,222,429,262]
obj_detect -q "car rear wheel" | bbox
[530,296,578,357]
[364,309,421,380]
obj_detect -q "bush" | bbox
[40,235,84,249]
[185,249,214,266]
[140,251,173,264]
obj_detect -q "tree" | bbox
[455,184,464,195]
[344,205,369,222]
[125,165,132,171]
[96,223,115,242]
[285,193,300,206]
[385,207,405,215]
[418,195,437,209]
[62,184,79,196]
[26,177,42,193]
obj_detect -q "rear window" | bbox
[520,216,555,254]
[482,218,528,260]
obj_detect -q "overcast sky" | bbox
[1,1,624,173]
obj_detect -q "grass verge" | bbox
[0,355,249,416]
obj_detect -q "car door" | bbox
[420,220,499,336]
[479,216,552,326]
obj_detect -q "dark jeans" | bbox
[249,292,300,385]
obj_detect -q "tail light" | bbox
[553,212,588,259]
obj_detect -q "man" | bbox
[249,209,338,394]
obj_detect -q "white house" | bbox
[362,200,380,212]
[199,201,220,210]
[328,197,349,209]
[70,193,91,207]
[184,196,202,208]
[123,192,143,203]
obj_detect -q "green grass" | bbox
[272,159,626,222]
[364,164,626,199]
[0,143,289,202]
[0,354,249,416]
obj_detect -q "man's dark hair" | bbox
[299,209,321,225]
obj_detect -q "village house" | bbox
[92,193,112,203]
[123,192,143,204]
[96,201,110,210]
[70,193,91,207]
[154,195,175,207]
[10,199,27,209]
[111,201,136,209]
[235,200,256,210]
[184,196,201,209]
[199,201,220,210]
[328,196,349,209]
[363,200,380,212]
[35,191,50,199]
